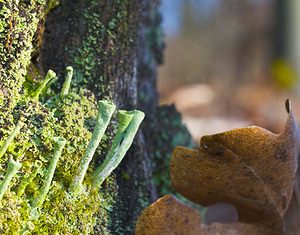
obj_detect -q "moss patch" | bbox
[0,1,46,112]
[0,70,118,234]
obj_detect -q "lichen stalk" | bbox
[31,137,66,209]
[31,70,56,100]
[106,110,134,156]
[17,160,43,198]
[61,66,74,96]
[20,221,35,235]
[0,158,22,200]
[69,100,116,193]
[92,110,145,189]
[92,110,134,188]
[0,120,24,159]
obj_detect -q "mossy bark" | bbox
[1,0,192,233]
[40,0,156,233]
[0,1,46,114]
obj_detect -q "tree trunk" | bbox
[0,0,191,234]
[40,0,158,233]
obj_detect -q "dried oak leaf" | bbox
[135,195,277,235]
[170,100,300,232]
[135,195,202,235]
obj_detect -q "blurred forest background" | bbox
[159,0,300,142]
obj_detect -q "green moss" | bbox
[0,67,141,234]
[0,0,143,233]
[0,1,47,113]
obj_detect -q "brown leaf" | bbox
[201,223,280,235]
[170,100,300,231]
[135,195,279,235]
[135,195,203,235]
[284,170,300,235]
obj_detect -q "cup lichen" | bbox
[61,66,74,96]
[31,70,57,101]
[0,120,24,159]
[0,67,144,234]
[31,136,66,209]
[0,158,22,200]
[69,100,116,194]
[93,110,145,189]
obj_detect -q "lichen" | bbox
[0,1,47,113]
[54,0,139,102]
[0,85,96,233]
[151,105,193,197]
[93,110,145,189]
[1,1,146,233]
[0,66,143,234]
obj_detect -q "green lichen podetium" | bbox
[93,110,144,189]
[0,158,22,200]
[17,160,42,198]
[0,64,144,234]
[31,69,56,100]
[31,136,66,210]
[69,100,115,194]
[0,120,24,159]
[61,66,73,96]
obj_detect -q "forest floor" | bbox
[159,80,300,144]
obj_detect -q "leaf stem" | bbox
[0,120,24,159]
[31,137,66,208]
[61,66,73,96]
[92,110,144,189]
[69,100,116,194]
[0,158,22,200]
[31,70,56,100]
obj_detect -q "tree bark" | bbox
[0,1,47,114]
[0,0,191,233]
[40,0,157,233]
